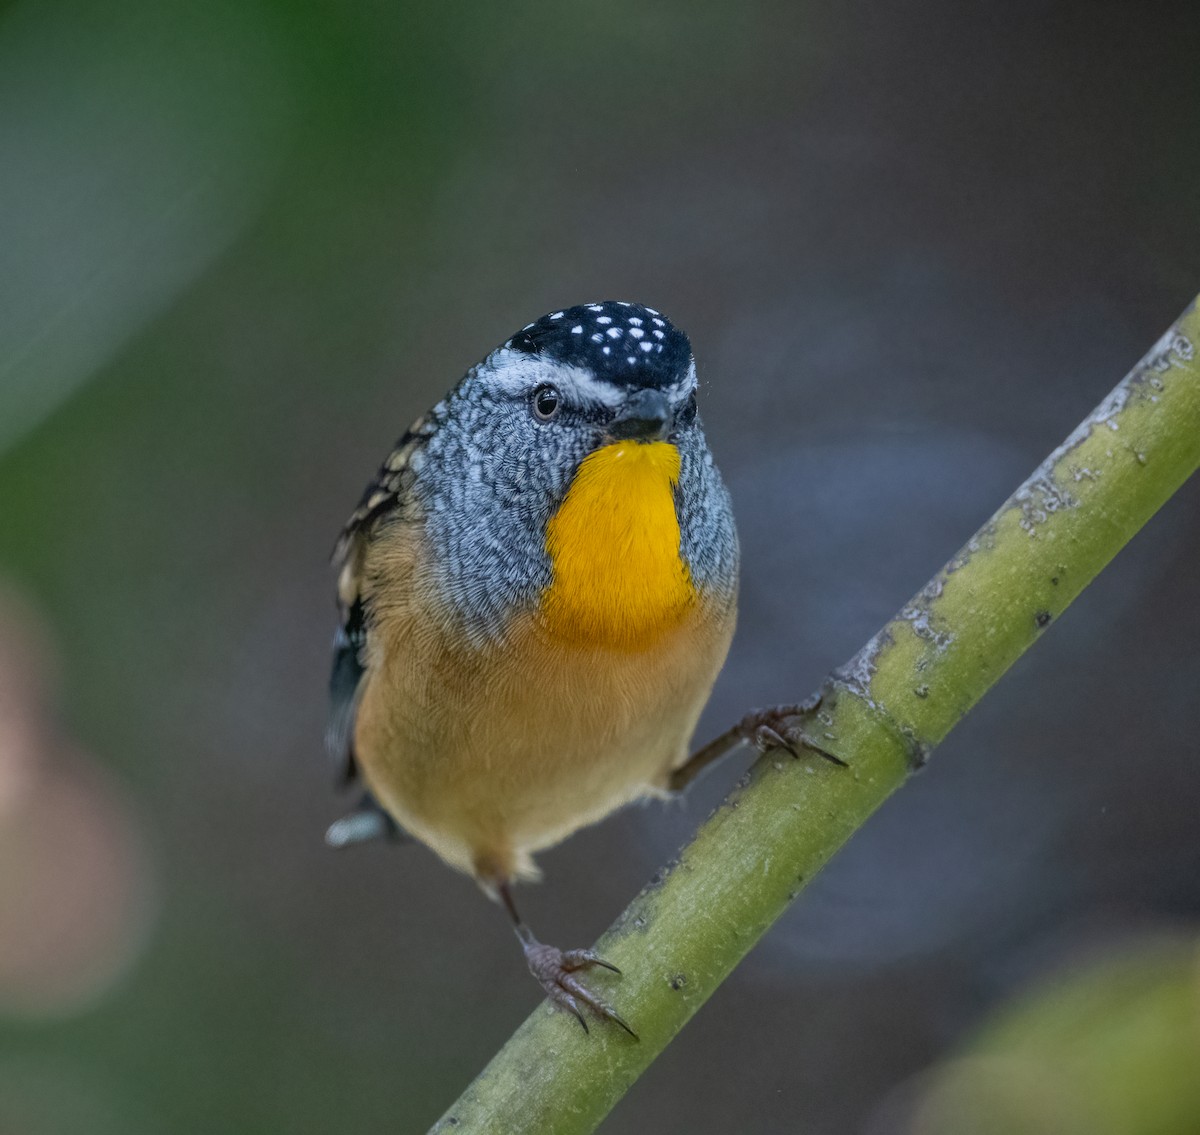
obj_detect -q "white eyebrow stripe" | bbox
[660,360,699,403]
[562,368,625,407]
[483,349,625,407]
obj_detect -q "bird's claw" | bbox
[560,948,621,974]
[738,700,848,768]
[524,942,637,1038]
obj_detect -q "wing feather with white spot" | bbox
[327,413,436,783]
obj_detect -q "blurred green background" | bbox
[1,0,1198,1131]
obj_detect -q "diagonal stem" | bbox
[430,296,1200,1135]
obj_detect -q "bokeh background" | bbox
[1,0,1198,1131]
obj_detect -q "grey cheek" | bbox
[675,428,739,599]
[415,409,586,642]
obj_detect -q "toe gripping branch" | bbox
[737,699,848,767]
[499,883,637,1038]
[522,938,636,1038]
[668,691,847,793]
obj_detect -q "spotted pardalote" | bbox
[326,301,816,1030]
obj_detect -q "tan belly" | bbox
[354,580,734,885]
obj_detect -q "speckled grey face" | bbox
[411,301,737,642]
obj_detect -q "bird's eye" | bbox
[532,384,561,421]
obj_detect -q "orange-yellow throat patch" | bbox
[543,440,694,649]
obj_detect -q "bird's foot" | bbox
[523,940,637,1038]
[738,698,848,767]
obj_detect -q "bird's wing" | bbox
[327,414,435,784]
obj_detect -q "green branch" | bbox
[431,296,1200,1135]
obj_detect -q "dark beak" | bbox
[608,388,673,442]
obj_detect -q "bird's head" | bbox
[476,300,699,463]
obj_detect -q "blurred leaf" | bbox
[916,939,1200,1135]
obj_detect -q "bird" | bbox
[325,301,834,1032]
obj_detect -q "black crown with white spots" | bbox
[505,301,691,388]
